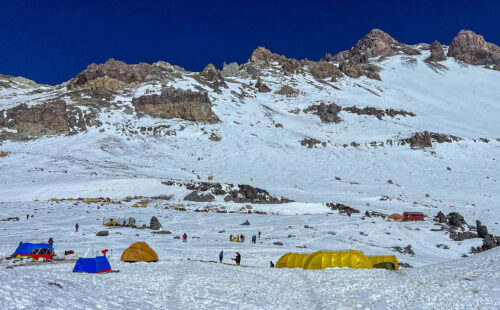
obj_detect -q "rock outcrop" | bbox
[447,30,500,66]
[150,216,162,230]
[255,77,271,93]
[276,85,299,97]
[308,62,343,80]
[339,62,381,80]
[402,131,461,148]
[0,100,91,141]
[249,47,302,74]
[68,58,167,91]
[331,29,420,63]
[304,102,342,123]
[132,88,220,123]
[184,191,215,202]
[199,64,228,89]
[426,41,447,62]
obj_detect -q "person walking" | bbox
[229,234,233,241]
[182,233,187,242]
[75,223,79,232]
[219,250,224,263]
[258,231,261,238]
[26,214,29,220]
[48,238,53,246]
[270,261,275,268]
[252,235,257,244]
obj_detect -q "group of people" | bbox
[219,250,241,266]
[229,231,261,243]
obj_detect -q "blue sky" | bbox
[1,0,499,84]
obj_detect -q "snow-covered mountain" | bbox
[0,29,499,309]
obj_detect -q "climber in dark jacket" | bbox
[231,252,241,266]
[219,251,223,263]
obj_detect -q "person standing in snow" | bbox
[48,238,53,246]
[26,214,29,220]
[75,223,79,232]
[231,252,241,266]
[258,231,261,238]
[229,234,233,241]
[270,261,274,268]
[252,235,257,244]
[183,233,187,242]
[219,250,223,263]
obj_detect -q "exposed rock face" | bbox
[448,30,500,66]
[339,61,363,78]
[447,212,466,228]
[255,77,271,92]
[132,88,220,123]
[69,58,159,90]
[326,203,360,215]
[275,85,299,97]
[476,220,489,239]
[410,132,432,148]
[300,138,322,148]
[199,64,228,89]
[250,47,302,74]
[308,62,342,79]
[426,41,447,62]
[0,100,91,141]
[332,29,420,63]
[221,62,240,76]
[343,106,415,120]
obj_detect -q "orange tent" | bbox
[388,213,403,221]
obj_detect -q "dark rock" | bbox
[392,244,415,255]
[241,220,251,225]
[151,230,171,234]
[300,138,322,148]
[339,61,363,78]
[399,262,413,268]
[132,88,220,123]
[224,184,292,204]
[250,47,302,74]
[255,77,271,92]
[184,191,215,202]
[482,234,498,250]
[1,217,19,221]
[96,231,109,236]
[426,41,447,62]
[447,212,466,228]
[364,211,371,217]
[436,211,447,224]
[304,102,342,123]
[476,220,489,238]
[326,203,360,215]
[410,131,432,148]
[273,242,283,246]
[150,216,162,230]
[450,231,478,241]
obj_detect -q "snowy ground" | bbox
[0,200,498,309]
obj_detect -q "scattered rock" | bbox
[241,220,251,225]
[326,203,360,215]
[151,230,171,234]
[255,77,271,92]
[392,244,415,255]
[173,236,180,239]
[273,242,283,246]
[208,133,221,142]
[1,217,19,221]
[308,62,342,79]
[399,262,413,268]
[199,64,227,89]
[300,138,322,148]
[96,231,109,236]
[48,282,63,289]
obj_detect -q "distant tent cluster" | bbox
[103,216,136,227]
[276,250,398,270]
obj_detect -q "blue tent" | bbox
[73,256,112,273]
[14,243,54,255]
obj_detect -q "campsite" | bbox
[0,197,498,309]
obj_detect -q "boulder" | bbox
[476,220,489,238]
[318,102,341,123]
[132,88,220,123]
[184,191,215,202]
[448,30,500,66]
[447,212,466,228]
[436,211,447,224]
[426,41,447,62]
[96,231,109,236]
[241,220,251,225]
[409,131,432,148]
[150,216,162,230]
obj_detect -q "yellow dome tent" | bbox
[276,250,398,270]
[121,241,158,262]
